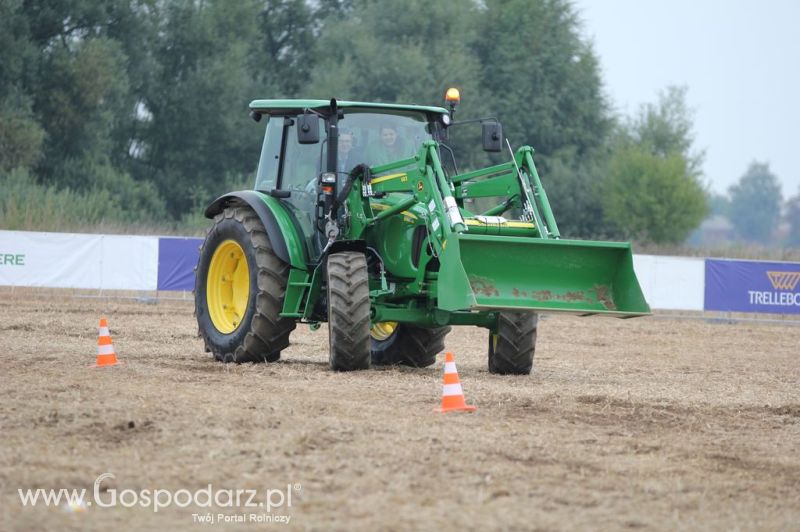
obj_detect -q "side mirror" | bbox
[297,113,320,144]
[482,121,503,152]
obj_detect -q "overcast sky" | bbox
[573,0,800,198]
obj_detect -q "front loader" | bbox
[194,91,650,374]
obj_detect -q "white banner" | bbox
[0,230,158,290]
[633,254,705,311]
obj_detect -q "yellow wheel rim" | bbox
[207,240,250,334]
[370,321,398,341]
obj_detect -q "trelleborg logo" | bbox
[767,271,800,291]
[749,270,800,307]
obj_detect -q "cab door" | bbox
[254,114,326,259]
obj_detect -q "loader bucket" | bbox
[437,234,650,317]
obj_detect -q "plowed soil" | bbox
[1,292,798,530]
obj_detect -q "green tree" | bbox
[603,87,708,243]
[602,145,706,243]
[708,192,730,217]
[626,86,704,175]
[0,0,45,172]
[474,0,610,159]
[34,37,132,188]
[728,162,783,242]
[0,94,46,173]
[139,0,268,214]
[545,147,620,239]
[258,0,318,96]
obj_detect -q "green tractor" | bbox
[194,90,650,373]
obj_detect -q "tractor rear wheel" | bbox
[488,312,538,375]
[370,324,451,368]
[326,252,371,371]
[195,206,295,362]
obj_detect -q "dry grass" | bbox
[0,293,798,531]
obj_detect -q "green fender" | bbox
[205,190,307,270]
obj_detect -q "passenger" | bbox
[366,125,410,166]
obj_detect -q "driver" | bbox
[306,128,360,195]
[366,124,410,166]
[337,129,357,174]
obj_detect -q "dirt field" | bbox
[1,292,798,531]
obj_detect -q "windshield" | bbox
[338,110,432,170]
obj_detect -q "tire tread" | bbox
[488,312,537,375]
[327,252,371,371]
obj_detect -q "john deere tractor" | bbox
[195,90,650,373]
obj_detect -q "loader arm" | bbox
[330,139,650,323]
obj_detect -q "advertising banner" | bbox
[157,237,203,291]
[632,255,705,311]
[0,230,158,290]
[705,258,800,314]
[100,235,159,290]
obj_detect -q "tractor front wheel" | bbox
[488,312,538,375]
[326,252,371,371]
[370,324,451,368]
[195,206,295,362]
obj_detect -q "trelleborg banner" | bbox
[705,258,800,314]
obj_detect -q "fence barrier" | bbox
[2,230,799,315]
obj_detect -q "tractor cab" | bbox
[249,100,449,258]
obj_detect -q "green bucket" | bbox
[437,234,650,317]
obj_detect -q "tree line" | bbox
[4,0,791,245]
[706,162,798,248]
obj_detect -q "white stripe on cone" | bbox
[99,326,110,336]
[444,362,457,373]
[442,383,464,397]
[97,344,115,355]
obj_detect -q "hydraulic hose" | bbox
[332,163,371,217]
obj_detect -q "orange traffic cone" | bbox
[434,352,476,413]
[91,317,120,368]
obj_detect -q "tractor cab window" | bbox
[338,110,432,170]
[254,115,324,202]
[281,118,324,197]
[254,118,282,191]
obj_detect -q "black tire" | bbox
[488,312,538,375]
[371,325,451,368]
[195,206,295,363]
[326,252,371,371]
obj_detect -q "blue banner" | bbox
[705,259,800,314]
[157,237,203,291]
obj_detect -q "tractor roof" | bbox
[249,99,448,116]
